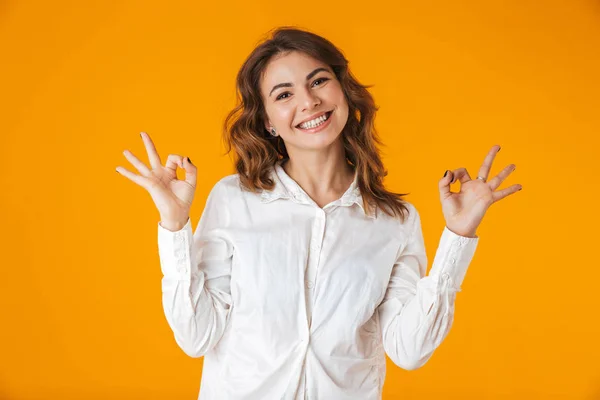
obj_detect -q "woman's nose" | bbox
[300,89,321,111]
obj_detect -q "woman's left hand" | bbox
[438,145,522,238]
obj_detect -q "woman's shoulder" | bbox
[216,173,241,186]
[211,173,243,195]
[398,201,420,228]
[375,198,418,224]
[213,166,277,195]
[212,172,263,199]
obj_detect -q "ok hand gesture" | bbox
[116,132,197,230]
[438,145,522,238]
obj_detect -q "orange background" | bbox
[1,1,599,399]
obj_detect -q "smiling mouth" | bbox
[295,111,333,129]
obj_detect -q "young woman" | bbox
[117,27,521,400]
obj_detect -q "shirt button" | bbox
[306,280,314,289]
[450,257,456,264]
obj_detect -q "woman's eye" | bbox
[275,78,329,101]
[313,77,329,86]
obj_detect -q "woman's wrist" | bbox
[159,216,189,232]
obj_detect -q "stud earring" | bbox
[270,127,278,137]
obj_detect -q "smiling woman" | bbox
[146,26,493,400]
[222,27,411,220]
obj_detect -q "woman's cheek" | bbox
[281,107,295,126]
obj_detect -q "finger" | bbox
[477,145,501,181]
[140,131,162,169]
[439,169,455,199]
[450,167,471,184]
[487,163,516,191]
[116,166,151,190]
[123,150,151,176]
[492,183,522,203]
[182,157,197,187]
[165,154,185,174]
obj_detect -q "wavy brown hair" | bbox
[222,26,411,222]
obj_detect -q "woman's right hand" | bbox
[116,131,197,230]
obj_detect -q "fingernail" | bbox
[498,146,501,152]
[187,157,193,165]
[443,170,448,177]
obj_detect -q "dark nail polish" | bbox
[187,157,193,165]
[498,146,501,152]
[443,170,448,177]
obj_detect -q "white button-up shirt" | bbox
[157,160,479,400]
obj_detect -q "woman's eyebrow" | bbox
[269,67,331,97]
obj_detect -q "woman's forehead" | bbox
[263,52,329,82]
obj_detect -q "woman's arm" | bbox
[377,203,479,370]
[157,178,233,358]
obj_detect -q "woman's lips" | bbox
[295,111,333,134]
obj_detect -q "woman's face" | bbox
[260,51,349,153]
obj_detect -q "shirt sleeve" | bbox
[157,178,234,358]
[377,203,479,370]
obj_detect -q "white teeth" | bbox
[298,112,330,129]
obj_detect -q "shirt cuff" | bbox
[427,226,479,290]
[157,217,193,280]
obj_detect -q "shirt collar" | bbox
[260,159,376,219]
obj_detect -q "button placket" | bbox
[307,209,326,282]
[305,208,326,332]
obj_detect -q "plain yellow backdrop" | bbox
[1,0,599,399]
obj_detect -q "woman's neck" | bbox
[281,150,355,205]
